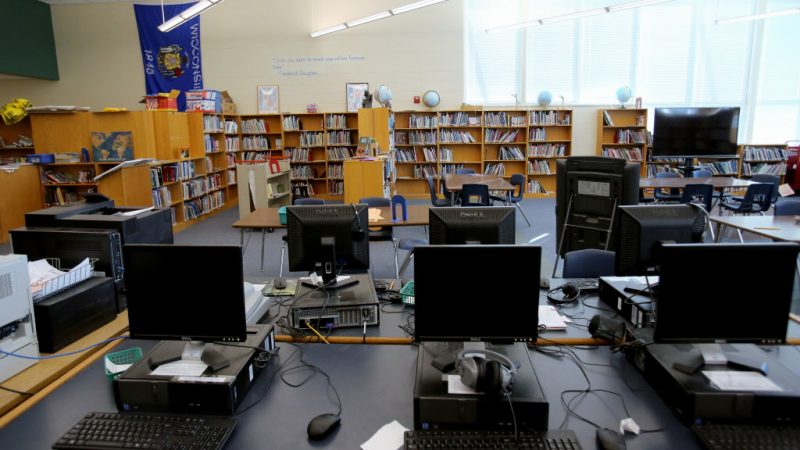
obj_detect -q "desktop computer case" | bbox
[414,342,549,431]
[289,273,380,329]
[114,325,275,415]
[57,207,174,245]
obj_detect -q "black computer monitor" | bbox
[413,245,541,343]
[123,244,247,371]
[555,156,640,256]
[287,204,369,285]
[652,107,740,159]
[655,242,799,345]
[428,206,515,245]
[616,204,706,275]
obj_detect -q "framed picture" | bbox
[346,82,369,113]
[257,85,280,114]
[91,131,134,161]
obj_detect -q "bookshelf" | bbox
[393,110,438,197]
[324,112,358,198]
[596,108,648,177]
[282,113,327,198]
[527,109,572,197]
[483,110,527,182]
[0,116,35,164]
[438,110,483,187]
[739,144,788,180]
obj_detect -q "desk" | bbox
[444,174,515,205]
[639,177,753,190]
[710,215,800,243]
[0,340,701,449]
[232,205,430,270]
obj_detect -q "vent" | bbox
[0,272,13,300]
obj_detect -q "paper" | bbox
[539,305,568,331]
[28,257,93,299]
[105,359,133,375]
[368,208,384,222]
[445,374,479,394]
[361,420,409,450]
[115,206,154,216]
[779,183,795,197]
[703,370,783,392]
[151,360,208,377]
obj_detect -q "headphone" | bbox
[351,204,365,240]
[547,281,581,304]
[457,349,518,395]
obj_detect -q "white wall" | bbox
[0,0,601,155]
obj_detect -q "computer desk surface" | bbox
[0,339,707,450]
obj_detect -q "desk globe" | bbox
[375,85,393,108]
[616,86,632,108]
[422,90,440,108]
[537,90,552,107]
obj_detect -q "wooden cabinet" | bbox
[596,108,648,177]
[236,162,291,219]
[344,159,389,204]
[0,164,43,244]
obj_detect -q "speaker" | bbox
[588,315,626,343]
[457,349,517,395]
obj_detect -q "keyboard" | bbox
[404,429,582,449]
[692,424,800,450]
[52,411,237,450]
[560,278,599,292]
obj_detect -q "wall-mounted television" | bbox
[652,107,740,158]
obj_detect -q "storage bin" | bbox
[104,347,143,382]
[26,153,55,164]
[278,206,287,225]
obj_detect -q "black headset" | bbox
[547,281,581,304]
[457,349,518,395]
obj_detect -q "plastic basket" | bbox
[104,347,143,382]
[400,281,415,306]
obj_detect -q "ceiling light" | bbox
[309,23,348,38]
[715,7,800,25]
[310,0,449,37]
[390,0,447,15]
[606,0,673,12]
[345,11,393,27]
[539,8,606,24]
[158,0,225,33]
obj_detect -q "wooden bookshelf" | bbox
[483,110,527,184]
[0,116,35,163]
[596,108,648,177]
[323,112,358,198]
[392,110,438,197]
[739,144,788,180]
[527,109,572,197]
[282,113,326,198]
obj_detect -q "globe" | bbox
[616,86,632,107]
[375,85,393,107]
[422,90,440,108]
[536,90,552,107]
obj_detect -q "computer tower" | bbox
[57,207,174,244]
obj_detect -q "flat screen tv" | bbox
[652,107,740,158]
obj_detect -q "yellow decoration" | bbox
[1,98,32,125]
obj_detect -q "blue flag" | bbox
[134,3,203,111]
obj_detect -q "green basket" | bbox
[400,281,415,306]
[104,347,143,382]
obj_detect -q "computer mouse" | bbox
[596,428,626,450]
[307,413,341,440]
[273,277,287,290]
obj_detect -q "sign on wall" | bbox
[133,3,203,111]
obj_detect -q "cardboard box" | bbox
[186,89,222,113]
[141,90,180,111]
[222,91,236,115]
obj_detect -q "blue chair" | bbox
[680,183,715,241]
[562,249,616,278]
[719,183,774,215]
[654,172,682,202]
[293,197,324,205]
[455,168,476,175]
[426,176,450,207]
[441,176,459,205]
[359,197,426,278]
[459,184,491,206]
[498,174,530,227]
[732,174,780,205]
[774,198,800,216]
[692,168,727,205]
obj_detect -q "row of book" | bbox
[396,149,418,162]
[498,146,525,160]
[241,119,268,134]
[327,180,344,195]
[529,143,566,157]
[203,115,224,132]
[615,129,646,144]
[327,164,343,179]
[602,148,643,161]
[439,130,476,143]
[485,129,520,143]
[527,179,547,194]
[413,165,439,178]
[698,160,737,175]
[530,111,570,126]
[290,165,315,179]
[242,135,271,150]
[240,151,271,162]
[439,112,480,127]
[742,146,787,162]
[440,148,453,162]
[409,114,437,128]
[645,164,674,177]
[328,147,353,161]
[742,162,787,176]
[183,191,225,221]
[226,154,236,167]
[151,186,172,209]
[325,114,349,129]
[227,169,237,185]
[300,132,325,147]
[283,116,302,131]
[182,175,223,200]
[649,157,684,163]
[288,147,311,162]
[224,120,238,134]
[42,169,93,184]
[529,128,547,141]
[155,161,197,184]
[527,160,552,175]
[44,186,87,206]
[204,135,221,153]
[440,163,466,175]
[291,181,315,196]
[226,137,240,151]
[204,156,214,173]
[485,112,526,127]
[326,130,352,145]
[396,131,438,145]
[484,163,505,176]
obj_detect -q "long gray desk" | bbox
[0,339,710,449]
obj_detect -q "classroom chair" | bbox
[680,183,715,241]
[562,249,616,278]
[426,176,451,207]
[774,198,800,216]
[653,172,682,202]
[732,174,780,205]
[490,174,530,227]
[719,183,774,216]
[459,184,491,206]
[359,197,426,279]
[692,168,728,205]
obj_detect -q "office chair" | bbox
[774,198,800,216]
[562,249,616,278]
[680,183,715,241]
[653,172,682,202]
[490,174,530,227]
[279,198,325,276]
[455,168,476,175]
[359,197,426,279]
[426,176,450,207]
[459,184,491,206]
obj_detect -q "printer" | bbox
[0,254,38,383]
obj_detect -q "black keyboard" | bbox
[52,411,237,450]
[692,424,800,450]
[404,429,582,449]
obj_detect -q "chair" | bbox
[426,177,450,207]
[719,183,774,216]
[562,249,616,278]
[693,168,727,205]
[774,198,800,216]
[455,168,476,175]
[692,169,713,178]
[653,172,682,202]
[680,183,715,241]
[459,184,490,206]
[492,174,530,227]
[359,197,426,278]
[732,174,780,205]
[441,176,459,205]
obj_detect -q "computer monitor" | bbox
[555,156,640,257]
[123,244,247,371]
[652,107,740,159]
[655,243,799,346]
[616,204,706,275]
[413,245,541,344]
[287,204,369,286]
[428,206,515,245]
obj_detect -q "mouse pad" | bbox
[262,279,297,296]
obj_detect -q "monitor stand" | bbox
[149,341,230,373]
[300,237,360,291]
[672,343,768,375]
[677,158,699,177]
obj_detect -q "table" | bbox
[710,215,800,243]
[443,174,515,205]
[639,177,754,190]
[232,205,430,270]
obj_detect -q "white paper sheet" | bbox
[539,305,568,330]
[445,374,479,395]
[361,420,409,450]
[703,370,783,392]
[151,360,208,377]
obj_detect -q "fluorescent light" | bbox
[345,11,392,27]
[158,0,225,32]
[390,0,447,15]
[715,7,800,25]
[539,8,606,24]
[310,23,348,38]
[605,0,673,13]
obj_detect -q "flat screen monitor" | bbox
[123,244,247,343]
[616,204,706,275]
[428,206,515,245]
[287,204,370,279]
[655,243,799,344]
[555,156,640,256]
[413,245,541,343]
[652,107,740,158]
